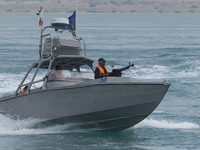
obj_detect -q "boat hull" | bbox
[46,101,160,131]
[0,78,170,131]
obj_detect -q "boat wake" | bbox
[135,118,199,130]
[0,113,199,136]
[0,114,101,135]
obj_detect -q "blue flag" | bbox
[68,11,76,31]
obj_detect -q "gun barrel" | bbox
[120,66,130,71]
[110,64,134,77]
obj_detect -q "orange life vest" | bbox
[94,65,108,79]
[54,71,64,79]
[97,65,108,75]
[20,87,27,93]
[20,89,25,93]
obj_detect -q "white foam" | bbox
[0,114,100,135]
[127,63,200,81]
[0,115,199,135]
[153,110,164,114]
[135,118,199,129]
[127,65,171,80]
[0,114,74,135]
[0,73,24,95]
[0,73,46,96]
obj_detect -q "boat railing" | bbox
[80,38,86,56]
[15,63,34,95]
[42,33,53,57]
[20,79,44,88]
[16,78,44,95]
[39,26,75,59]
[15,24,91,95]
[39,26,86,59]
[15,60,44,95]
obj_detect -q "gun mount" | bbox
[109,63,134,77]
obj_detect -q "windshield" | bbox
[63,70,94,79]
[48,69,94,81]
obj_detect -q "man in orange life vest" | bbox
[48,65,64,80]
[94,58,109,79]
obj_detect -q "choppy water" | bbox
[0,13,200,150]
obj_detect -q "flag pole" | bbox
[37,6,43,59]
[75,0,79,37]
[39,14,43,59]
[40,20,43,34]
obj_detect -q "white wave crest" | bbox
[0,73,23,94]
[0,114,99,135]
[0,73,46,96]
[0,114,75,135]
[135,118,199,129]
[127,63,200,81]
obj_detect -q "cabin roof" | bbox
[33,55,94,71]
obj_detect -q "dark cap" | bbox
[98,58,106,62]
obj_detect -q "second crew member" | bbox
[94,58,109,79]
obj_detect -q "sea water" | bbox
[0,13,199,150]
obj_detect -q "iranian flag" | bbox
[37,7,43,26]
[39,17,43,26]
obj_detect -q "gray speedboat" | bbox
[0,18,170,132]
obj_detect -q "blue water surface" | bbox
[0,13,199,150]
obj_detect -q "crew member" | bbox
[20,86,28,93]
[94,58,109,79]
[48,65,64,80]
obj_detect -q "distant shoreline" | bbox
[1,11,200,14]
[1,0,200,14]
[1,12,200,15]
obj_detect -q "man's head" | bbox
[98,58,106,67]
[55,65,62,71]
